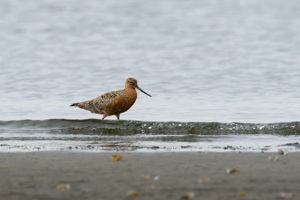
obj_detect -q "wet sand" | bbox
[0,152,299,200]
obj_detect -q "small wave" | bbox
[0,119,299,135]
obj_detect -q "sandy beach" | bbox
[0,152,299,200]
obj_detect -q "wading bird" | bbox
[70,77,151,120]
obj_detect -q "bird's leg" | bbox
[102,113,108,120]
[115,114,120,120]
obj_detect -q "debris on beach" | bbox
[268,155,278,161]
[278,192,294,199]
[111,154,123,161]
[126,190,140,198]
[140,175,151,181]
[198,176,211,184]
[278,149,284,155]
[225,168,239,174]
[56,183,71,191]
[237,190,246,197]
[180,192,195,200]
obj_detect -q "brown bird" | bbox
[70,77,151,120]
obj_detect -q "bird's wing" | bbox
[97,90,122,107]
[78,90,124,114]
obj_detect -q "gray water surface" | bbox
[1,0,299,122]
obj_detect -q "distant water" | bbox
[0,0,299,123]
[0,0,300,152]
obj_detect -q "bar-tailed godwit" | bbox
[70,77,151,120]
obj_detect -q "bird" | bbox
[70,77,151,120]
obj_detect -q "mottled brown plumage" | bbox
[70,78,151,120]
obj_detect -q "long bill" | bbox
[135,85,152,97]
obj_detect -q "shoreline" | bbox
[0,152,299,200]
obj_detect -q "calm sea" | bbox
[0,0,299,152]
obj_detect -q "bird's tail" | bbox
[70,103,79,107]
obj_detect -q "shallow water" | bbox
[1,1,300,152]
[0,119,299,152]
[1,134,300,153]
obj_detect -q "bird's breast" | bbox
[106,90,137,114]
